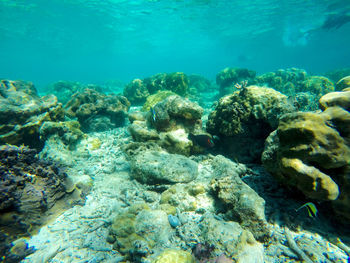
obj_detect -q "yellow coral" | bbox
[153,249,195,263]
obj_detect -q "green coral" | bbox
[142,90,177,111]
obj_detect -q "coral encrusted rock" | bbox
[216,67,256,97]
[0,144,72,259]
[123,72,189,105]
[124,142,198,185]
[0,80,65,150]
[262,89,350,223]
[123,78,150,105]
[65,88,130,132]
[128,95,205,155]
[207,86,294,163]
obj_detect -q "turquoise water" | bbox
[1,0,349,89]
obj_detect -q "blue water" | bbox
[0,0,349,90]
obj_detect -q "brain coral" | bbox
[262,88,350,223]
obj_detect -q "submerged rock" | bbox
[108,203,173,261]
[124,142,198,184]
[207,86,294,163]
[262,89,350,223]
[0,79,64,150]
[65,88,130,132]
[129,95,207,155]
[216,67,256,97]
[209,156,269,241]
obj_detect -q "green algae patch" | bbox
[142,90,176,112]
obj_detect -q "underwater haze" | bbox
[1,0,350,89]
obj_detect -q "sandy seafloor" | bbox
[20,108,350,263]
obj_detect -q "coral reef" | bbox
[0,80,65,150]
[39,120,84,150]
[0,144,73,260]
[65,88,130,132]
[254,68,335,110]
[129,95,206,155]
[207,86,294,163]
[123,72,189,105]
[123,79,150,105]
[19,127,349,263]
[262,89,350,223]
[254,68,308,96]
[107,203,173,261]
[47,81,103,105]
[216,67,256,97]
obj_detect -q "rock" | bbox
[65,88,130,132]
[124,142,198,184]
[262,89,350,223]
[200,214,263,262]
[254,68,307,96]
[319,89,350,110]
[216,67,256,97]
[209,156,269,241]
[128,121,160,142]
[207,86,294,163]
[0,80,64,150]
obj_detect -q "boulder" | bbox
[262,89,350,222]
